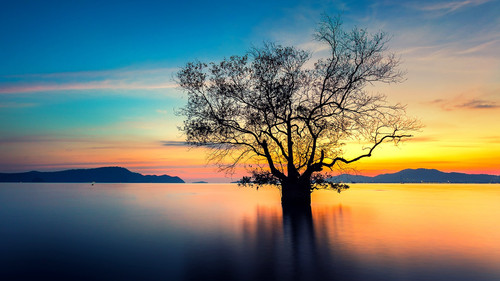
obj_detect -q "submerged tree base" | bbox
[281,200,313,228]
[281,185,312,207]
[240,179,349,207]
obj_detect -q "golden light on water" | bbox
[113,183,500,270]
[312,184,500,267]
[2,182,499,280]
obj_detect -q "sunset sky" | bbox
[1,0,499,182]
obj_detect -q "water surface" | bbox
[1,183,499,280]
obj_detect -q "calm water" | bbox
[1,183,499,281]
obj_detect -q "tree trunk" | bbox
[281,180,311,207]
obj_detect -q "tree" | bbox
[177,15,420,206]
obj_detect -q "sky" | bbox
[0,0,499,182]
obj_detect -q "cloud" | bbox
[419,1,473,12]
[455,39,500,55]
[427,99,445,105]
[160,140,238,150]
[0,102,37,108]
[0,67,178,94]
[481,136,500,143]
[456,99,499,109]
[0,135,107,144]
[397,37,500,63]
[0,80,177,94]
[161,140,189,147]
[4,67,177,79]
[408,136,439,142]
[425,96,499,110]
[409,0,492,14]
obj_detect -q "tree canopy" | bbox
[177,15,420,203]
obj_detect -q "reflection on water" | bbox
[1,183,499,280]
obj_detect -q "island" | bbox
[0,167,184,183]
[329,168,500,183]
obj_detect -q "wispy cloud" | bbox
[419,1,473,12]
[456,99,499,109]
[160,140,238,151]
[4,67,177,79]
[0,67,178,94]
[426,96,500,110]
[0,135,105,144]
[455,39,500,55]
[409,0,492,14]
[0,102,37,108]
[397,36,500,62]
[407,136,439,143]
[161,140,189,147]
[0,80,177,94]
[481,136,500,143]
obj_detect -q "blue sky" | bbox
[2,0,495,75]
[1,0,292,74]
[1,0,499,181]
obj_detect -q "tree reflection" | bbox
[181,204,360,281]
[282,204,357,281]
[283,204,317,280]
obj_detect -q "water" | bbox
[1,183,499,281]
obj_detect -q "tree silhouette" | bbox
[177,15,420,206]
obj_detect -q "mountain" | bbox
[0,167,184,183]
[329,168,500,183]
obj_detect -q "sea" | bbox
[1,183,499,281]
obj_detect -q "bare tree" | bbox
[177,15,421,206]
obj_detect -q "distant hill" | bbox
[0,167,185,183]
[329,168,500,183]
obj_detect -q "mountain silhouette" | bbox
[330,168,500,183]
[0,167,184,183]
